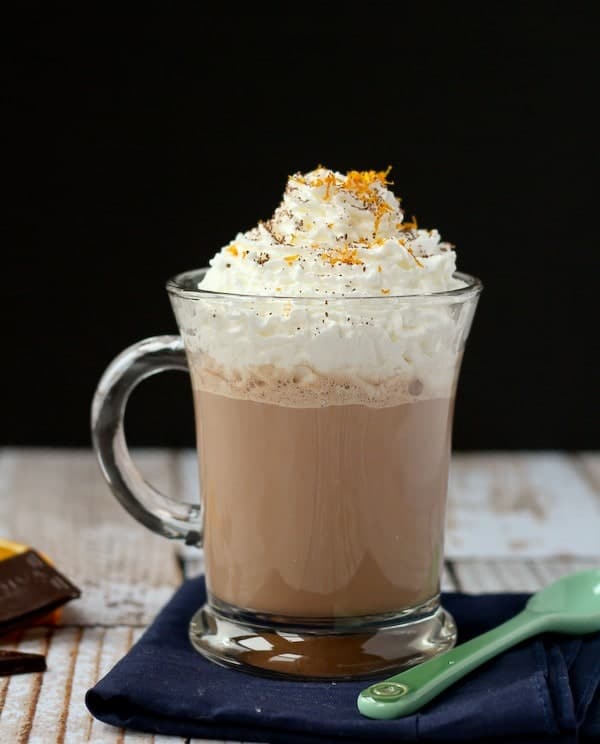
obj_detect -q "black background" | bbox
[4,4,598,449]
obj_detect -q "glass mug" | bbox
[91,268,481,680]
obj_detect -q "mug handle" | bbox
[91,335,202,547]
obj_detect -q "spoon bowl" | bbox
[525,568,600,633]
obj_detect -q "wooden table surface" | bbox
[1,449,599,743]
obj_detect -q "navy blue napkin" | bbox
[86,577,600,743]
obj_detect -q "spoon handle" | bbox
[357,609,547,720]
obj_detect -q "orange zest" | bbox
[374,201,392,234]
[283,167,428,269]
[398,216,418,231]
[324,171,337,200]
[342,166,393,194]
[320,244,364,266]
[340,167,393,237]
[407,246,424,267]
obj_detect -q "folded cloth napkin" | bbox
[86,577,600,743]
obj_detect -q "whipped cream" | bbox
[171,167,474,405]
[199,167,462,297]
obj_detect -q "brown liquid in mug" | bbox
[194,389,454,619]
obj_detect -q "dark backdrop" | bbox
[4,5,598,449]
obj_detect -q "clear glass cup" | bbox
[91,268,481,680]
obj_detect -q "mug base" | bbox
[189,597,456,681]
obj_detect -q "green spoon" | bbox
[358,568,600,720]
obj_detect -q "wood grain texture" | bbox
[62,627,107,742]
[27,626,81,744]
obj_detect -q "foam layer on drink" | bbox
[187,352,458,408]
[172,167,470,403]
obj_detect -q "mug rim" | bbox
[166,268,483,303]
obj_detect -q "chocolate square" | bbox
[0,550,81,635]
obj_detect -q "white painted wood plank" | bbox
[176,447,201,506]
[529,557,600,587]
[0,628,50,743]
[455,557,600,593]
[26,627,81,744]
[175,449,203,573]
[452,560,495,593]
[577,452,600,493]
[454,560,537,593]
[0,448,182,625]
[447,452,600,558]
[121,732,156,743]
[63,627,108,742]
[180,548,205,579]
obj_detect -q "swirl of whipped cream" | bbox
[172,167,471,405]
[198,166,462,297]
